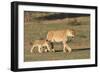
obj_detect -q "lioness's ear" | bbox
[74,29,78,36]
[72,29,76,35]
[74,30,76,35]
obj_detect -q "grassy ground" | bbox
[24,12,90,62]
[25,49,90,62]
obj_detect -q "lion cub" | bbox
[30,39,51,53]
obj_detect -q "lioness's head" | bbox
[67,29,76,38]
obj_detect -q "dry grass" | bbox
[24,12,90,62]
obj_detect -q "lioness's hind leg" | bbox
[50,42,55,52]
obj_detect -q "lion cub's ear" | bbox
[29,42,33,45]
[29,40,33,45]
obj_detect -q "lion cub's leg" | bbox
[30,45,35,53]
[38,46,42,53]
[46,45,51,52]
[44,43,51,52]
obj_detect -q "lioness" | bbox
[47,29,76,53]
[30,39,51,53]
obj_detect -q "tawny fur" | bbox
[30,39,51,53]
[47,29,76,53]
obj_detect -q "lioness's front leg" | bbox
[63,42,67,53]
[63,42,72,53]
[65,43,72,53]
